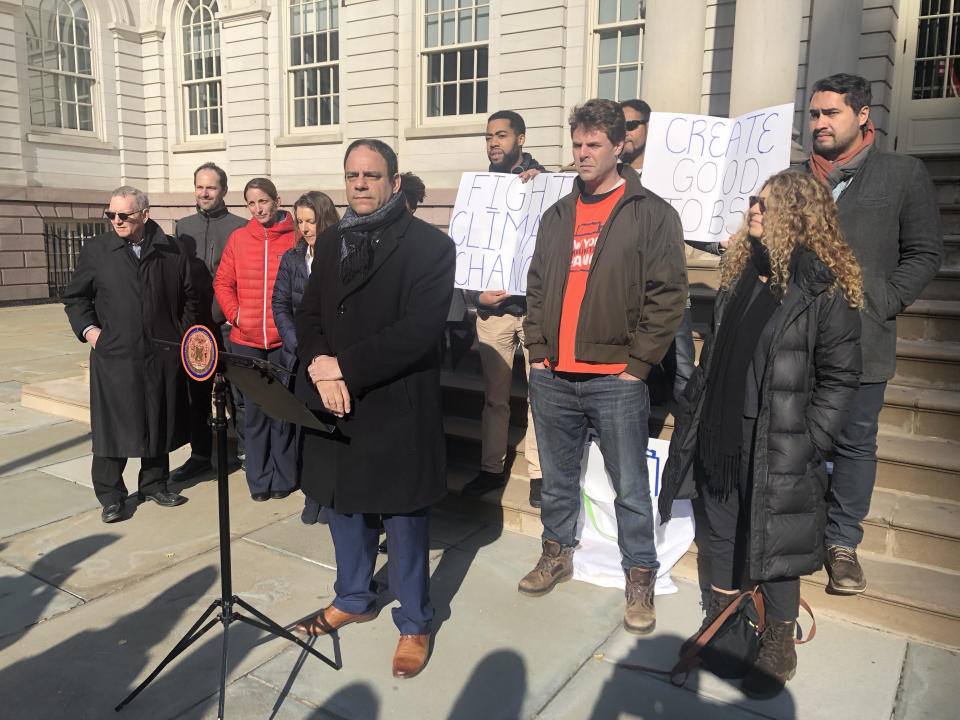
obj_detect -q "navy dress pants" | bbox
[326,506,433,635]
[229,343,297,495]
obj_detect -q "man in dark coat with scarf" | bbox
[293,139,455,680]
[64,186,198,523]
[805,73,943,594]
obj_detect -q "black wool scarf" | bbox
[338,190,407,285]
[698,238,781,499]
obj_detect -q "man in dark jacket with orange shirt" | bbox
[521,99,687,634]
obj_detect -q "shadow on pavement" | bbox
[0,431,92,476]
[587,632,798,720]
[446,649,526,720]
[0,566,218,720]
[0,533,118,652]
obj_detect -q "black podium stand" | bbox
[116,349,337,718]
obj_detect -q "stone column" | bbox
[728,0,802,116]
[108,23,149,186]
[642,0,707,113]
[0,0,27,186]
[141,28,169,193]
[802,2,861,148]
[342,0,399,146]
[218,1,272,178]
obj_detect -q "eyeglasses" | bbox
[748,196,766,212]
[625,119,648,131]
[104,210,143,222]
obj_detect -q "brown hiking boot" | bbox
[623,567,656,635]
[741,618,798,699]
[825,544,867,594]
[518,540,573,597]
[679,587,739,656]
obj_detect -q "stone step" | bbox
[670,546,960,647]
[932,175,960,205]
[879,384,960,439]
[894,339,960,390]
[942,205,960,235]
[862,488,960,572]
[20,375,90,424]
[898,299,960,342]
[439,466,960,647]
[943,235,960,266]
[919,264,960,302]
[874,430,960,501]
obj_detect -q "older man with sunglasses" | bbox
[64,186,198,523]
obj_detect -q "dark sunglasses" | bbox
[625,119,648,131]
[748,195,766,212]
[104,210,143,221]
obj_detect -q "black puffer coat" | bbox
[272,242,311,374]
[659,250,862,579]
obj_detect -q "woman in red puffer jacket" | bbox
[214,177,297,501]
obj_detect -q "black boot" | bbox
[679,588,738,656]
[742,618,797,699]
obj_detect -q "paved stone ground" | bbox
[0,304,957,719]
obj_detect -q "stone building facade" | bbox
[0,0,957,301]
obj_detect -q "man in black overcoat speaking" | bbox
[63,186,197,523]
[293,139,455,679]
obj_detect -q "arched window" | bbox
[180,0,223,136]
[592,0,646,101]
[25,0,95,132]
[288,0,341,128]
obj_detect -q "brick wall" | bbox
[0,185,459,303]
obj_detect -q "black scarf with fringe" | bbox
[697,238,781,499]
[338,191,407,285]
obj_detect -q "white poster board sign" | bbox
[642,103,794,246]
[449,171,578,294]
[573,435,695,595]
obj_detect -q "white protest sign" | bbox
[449,171,578,294]
[642,103,793,245]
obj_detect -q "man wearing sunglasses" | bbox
[172,163,248,482]
[620,99,650,174]
[64,186,198,523]
[805,73,943,595]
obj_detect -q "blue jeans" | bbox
[327,507,433,635]
[826,381,887,549]
[528,368,659,570]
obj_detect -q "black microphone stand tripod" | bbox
[115,372,337,718]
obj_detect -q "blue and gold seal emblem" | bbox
[181,325,218,382]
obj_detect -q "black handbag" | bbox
[689,586,765,678]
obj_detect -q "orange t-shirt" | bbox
[549,183,628,374]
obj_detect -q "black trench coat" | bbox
[295,211,455,514]
[659,250,861,580]
[63,220,197,458]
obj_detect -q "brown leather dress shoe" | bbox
[392,634,430,678]
[294,604,377,636]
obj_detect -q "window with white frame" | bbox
[24,0,96,132]
[288,0,340,128]
[180,0,223,137]
[593,0,645,101]
[422,0,489,118]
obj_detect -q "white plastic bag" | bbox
[572,434,695,595]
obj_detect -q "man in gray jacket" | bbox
[806,73,943,594]
[171,162,248,481]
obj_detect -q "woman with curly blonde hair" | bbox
[659,170,863,699]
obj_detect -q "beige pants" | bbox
[475,313,541,477]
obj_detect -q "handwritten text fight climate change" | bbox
[642,103,793,245]
[448,172,576,294]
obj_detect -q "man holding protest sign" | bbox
[620,99,650,174]
[805,73,942,595]
[461,110,547,507]
[521,99,687,634]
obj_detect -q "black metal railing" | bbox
[43,222,105,298]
